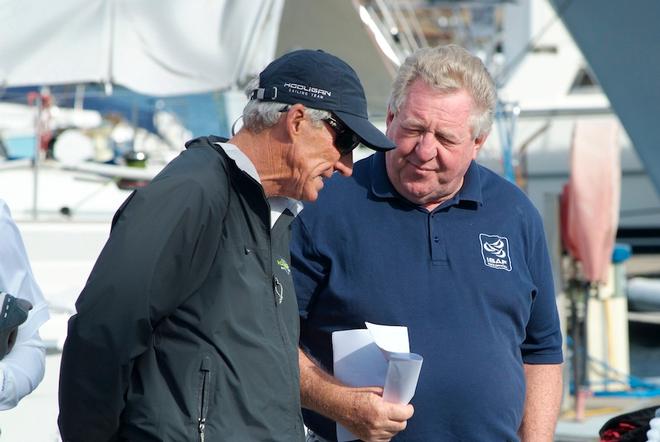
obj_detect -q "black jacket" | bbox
[59,136,304,441]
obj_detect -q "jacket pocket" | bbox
[197,356,211,442]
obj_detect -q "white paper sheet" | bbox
[332,323,423,442]
[365,321,409,355]
[382,353,423,404]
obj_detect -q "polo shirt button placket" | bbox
[429,210,448,265]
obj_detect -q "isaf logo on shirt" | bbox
[479,233,512,271]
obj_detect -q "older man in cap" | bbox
[58,49,399,442]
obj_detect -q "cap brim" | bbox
[334,111,395,151]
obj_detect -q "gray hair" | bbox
[242,77,331,133]
[388,44,496,139]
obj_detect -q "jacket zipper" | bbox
[271,266,299,433]
[198,357,211,442]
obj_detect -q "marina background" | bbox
[1,0,660,440]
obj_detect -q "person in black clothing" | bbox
[58,49,394,442]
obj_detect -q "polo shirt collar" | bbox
[457,160,483,206]
[369,152,483,207]
[370,152,398,199]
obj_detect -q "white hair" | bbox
[388,44,496,139]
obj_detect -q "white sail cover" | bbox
[0,0,284,96]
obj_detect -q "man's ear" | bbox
[385,107,397,139]
[284,103,307,137]
[386,107,395,128]
[472,133,489,159]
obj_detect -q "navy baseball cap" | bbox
[249,49,395,151]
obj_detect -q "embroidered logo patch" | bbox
[479,234,512,271]
[276,258,291,275]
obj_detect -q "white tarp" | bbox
[0,0,284,96]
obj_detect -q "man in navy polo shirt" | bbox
[291,45,563,441]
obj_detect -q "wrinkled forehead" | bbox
[398,88,482,136]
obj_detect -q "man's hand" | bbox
[299,350,414,442]
[341,386,414,442]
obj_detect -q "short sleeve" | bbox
[521,226,563,364]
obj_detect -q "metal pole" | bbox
[496,101,518,184]
[32,94,42,220]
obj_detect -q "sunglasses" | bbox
[323,114,361,156]
[280,106,361,156]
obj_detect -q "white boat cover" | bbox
[627,277,660,312]
[0,0,284,96]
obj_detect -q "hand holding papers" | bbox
[332,322,423,442]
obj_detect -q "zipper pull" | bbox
[273,275,283,304]
[198,418,205,442]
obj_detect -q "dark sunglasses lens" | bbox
[335,131,360,155]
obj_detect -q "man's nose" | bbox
[335,153,353,176]
[415,132,437,162]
